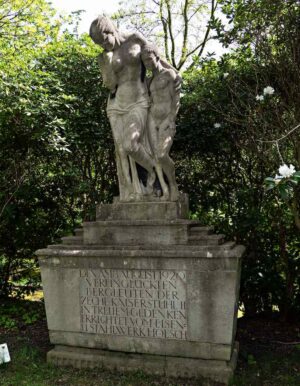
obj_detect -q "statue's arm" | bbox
[129,31,148,46]
[97,53,117,92]
[166,70,182,124]
[172,72,182,115]
[159,57,179,74]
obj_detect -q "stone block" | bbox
[47,343,238,385]
[97,194,189,221]
[36,198,244,384]
[38,249,242,361]
[83,220,189,246]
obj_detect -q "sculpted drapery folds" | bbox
[89,16,181,202]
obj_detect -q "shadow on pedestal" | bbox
[36,195,244,385]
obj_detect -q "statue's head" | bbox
[141,43,160,70]
[90,16,119,51]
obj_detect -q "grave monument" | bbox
[36,16,244,385]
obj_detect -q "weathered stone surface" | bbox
[97,194,189,221]
[39,251,242,358]
[37,198,244,384]
[38,244,245,259]
[83,220,189,246]
[186,269,241,345]
[48,331,233,361]
[47,343,238,384]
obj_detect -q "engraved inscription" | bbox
[79,269,187,340]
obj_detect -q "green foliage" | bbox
[0,315,17,330]
[0,299,44,330]
[265,171,300,201]
[0,0,61,72]
[174,0,300,318]
[0,4,116,298]
[0,0,299,319]
[247,354,256,366]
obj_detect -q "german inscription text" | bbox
[79,269,187,340]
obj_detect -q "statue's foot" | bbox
[126,191,146,201]
[170,187,179,201]
[122,187,136,202]
[127,193,137,201]
[160,188,170,201]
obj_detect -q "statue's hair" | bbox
[142,43,160,59]
[89,16,120,45]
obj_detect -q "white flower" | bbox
[278,164,296,178]
[223,72,229,79]
[263,86,275,95]
[214,123,221,128]
[256,95,264,101]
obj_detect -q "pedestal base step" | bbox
[47,343,238,385]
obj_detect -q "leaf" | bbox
[278,185,289,201]
[292,173,300,182]
[289,179,298,185]
[265,184,275,191]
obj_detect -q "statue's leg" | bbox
[157,128,179,201]
[123,111,156,192]
[147,113,158,157]
[148,115,169,198]
[109,115,133,199]
[155,163,170,200]
[129,156,142,196]
[115,150,126,200]
[159,155,179,201]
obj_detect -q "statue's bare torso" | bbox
[99,35,148,107]
[150,69,176,126]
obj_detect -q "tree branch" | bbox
[197,0,217,59]
[178,0,189,69]
[165,0,176,68]
[159,0,170,62]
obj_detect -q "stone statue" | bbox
[89,16,181,201]
[141,44,181,201]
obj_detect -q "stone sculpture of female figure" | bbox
[90,16,156,201]
[141,44,181,201]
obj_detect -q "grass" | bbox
[0,344,191,386]
[0,342,299,386]
[1,298,300,385]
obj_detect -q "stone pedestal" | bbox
[36,196,244,385]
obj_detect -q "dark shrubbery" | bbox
[0,0,299,319]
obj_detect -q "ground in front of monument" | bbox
[1,298,299,386]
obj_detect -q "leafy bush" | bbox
[0,0,299,320]
[174,0,300,318]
